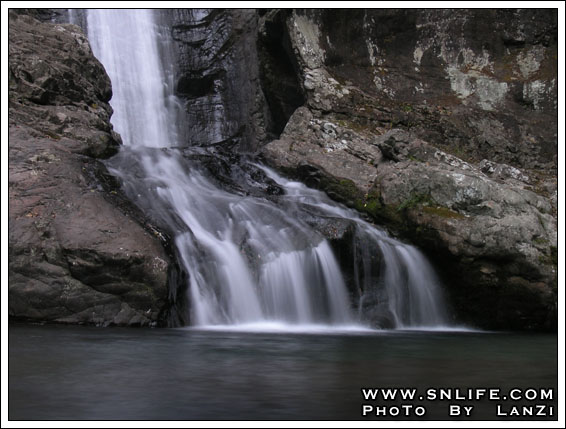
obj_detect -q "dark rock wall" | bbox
[161,9,272,151]
[8,11,170,326]
[257,10,306,136]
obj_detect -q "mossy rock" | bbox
[319,177,364,206]
[396,192,435,212]
[421,205,466,220]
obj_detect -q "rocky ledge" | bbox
[8,11,170,326]
[260,9,558,331]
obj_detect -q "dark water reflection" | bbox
[9,324,557,421]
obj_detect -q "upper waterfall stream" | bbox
[86,9,451,330]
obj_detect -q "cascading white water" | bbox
[87,10,176,148]
[132,150,354,326]
[86,9,451,329]
[86,9,354,328]
[261,168,449,328]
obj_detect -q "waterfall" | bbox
[85,9,451,329]
[87,10,178,148]
[260,168,450,329]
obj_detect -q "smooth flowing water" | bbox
[260,166,450,328]
[8,324,558,420]
[87,10,178,148]
[86,9,452,329]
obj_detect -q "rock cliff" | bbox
[8,11,170,326]
[160,9,272,151]
[8,9,558,331]
[259,9,558,330]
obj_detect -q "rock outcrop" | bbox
[259,9,558,330]
[161,9,273,151]
[8,11,170,326]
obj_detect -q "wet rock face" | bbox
[161,9,272,151]
[8,11,170,326]
[260,9,557,331]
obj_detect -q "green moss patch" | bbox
[396,192,434,212]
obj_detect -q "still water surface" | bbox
[9,323,557,421]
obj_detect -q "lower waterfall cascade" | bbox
[85,9,452,329]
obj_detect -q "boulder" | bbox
[8,11,170,326]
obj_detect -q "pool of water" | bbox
[8,323,557,421]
